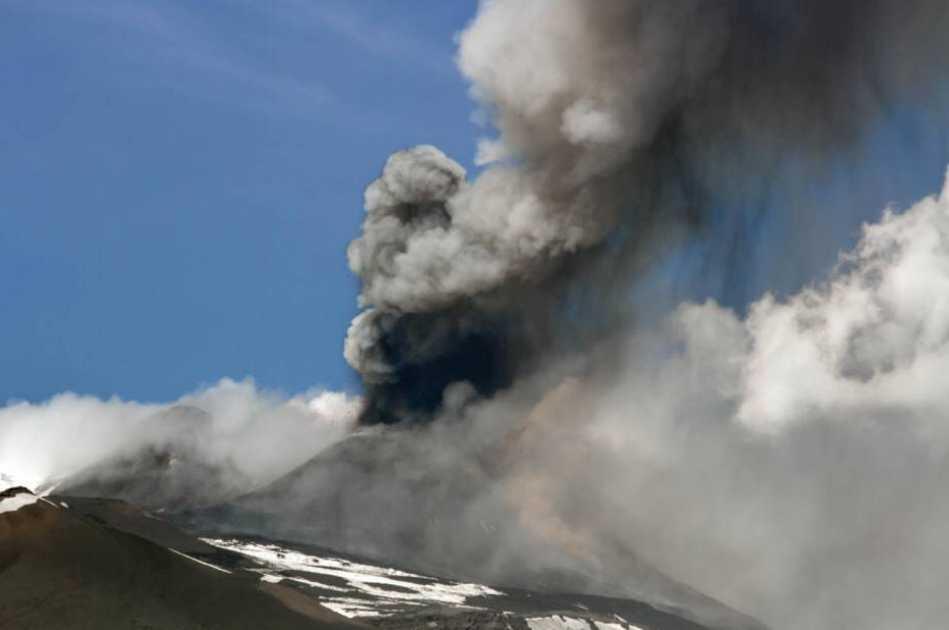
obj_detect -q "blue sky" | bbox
[3,1,948,405]
[1,1,478,403]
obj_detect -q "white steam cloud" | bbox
[0,379,359,501]
[480,174,949,629]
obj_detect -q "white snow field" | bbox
[203,537,503,618]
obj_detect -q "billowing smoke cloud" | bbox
[345,0,949,423]
[324,2,949,628]
[0,379,359,505]
[251,178,949,630]
[523,176,949,629]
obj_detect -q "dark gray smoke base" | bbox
[345,0,949,424]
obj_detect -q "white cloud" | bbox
[0,378,358,493]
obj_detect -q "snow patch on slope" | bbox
[0,491,38,515]
[526,616,591,630]
[168,548,232,574]
[203,537,503,618]
[526,617,641,630]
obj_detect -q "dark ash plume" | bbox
[346,0,949,424]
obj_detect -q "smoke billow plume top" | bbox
[345,0,949,424]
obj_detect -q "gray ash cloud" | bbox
[345,0,949,424]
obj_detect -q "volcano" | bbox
[0,485,355,629]
[0,479,762,630]
[172,431,766,630]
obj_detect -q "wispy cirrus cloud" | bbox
[6,0,335,118]
[286,0,457,77]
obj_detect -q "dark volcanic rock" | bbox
[2,489,765,630]
[0,495,354,629]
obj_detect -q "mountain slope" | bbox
[201,536,725,630]
[0,482,765,629]
[183,431,766,630]
[0,487,354,630]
